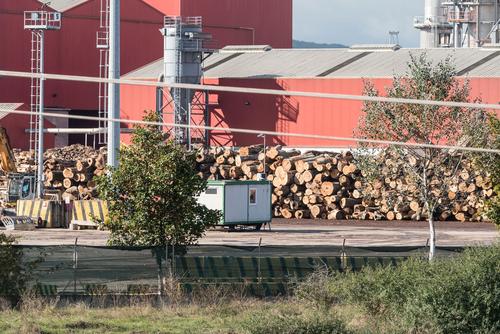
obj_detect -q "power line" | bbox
[1,69,500,110]
[2,108,499,154]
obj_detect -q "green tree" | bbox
[0,234,30,305]
[356,54,491,260]
[97,111,220,247]
[482,115,500,226]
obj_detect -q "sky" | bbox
[293,0,424,47]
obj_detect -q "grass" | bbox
[0,299,350,334]
[0,302,236,334]
[0,245,498,334]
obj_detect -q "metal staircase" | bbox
[96,0,110,145]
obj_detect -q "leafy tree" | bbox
[481,115,500,227]
[97,111,220,247]
[356,54,491,260]
[0,234,31,305]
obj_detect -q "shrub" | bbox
[0,234,28,305]
[243,307,351,334]
[295,267,338,311]
[327,245,500,333]
[404,245,500,334]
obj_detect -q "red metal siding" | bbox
[0,113,55,149]
[119,76,500,148]
[46,0,165,110]
[204,78,388,148]
[142,0,180,16]
[1,0,293,149]
[0,0,165,149]
[469,78,500,115]
[180,0,292,48]
[203,77,500,148]
[120,82,157,144]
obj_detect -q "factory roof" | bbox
[0,103,23,120]
[124,47,500,80]
[39,0,89,12]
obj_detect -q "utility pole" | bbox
[107,0,120,167]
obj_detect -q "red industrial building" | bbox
[122,47,500,148]
[0,0,292,149]
[2,1,499,151]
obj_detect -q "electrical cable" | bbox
[1,108,499,154]
[1,69,500,110]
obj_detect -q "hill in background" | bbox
[293,40,347,49]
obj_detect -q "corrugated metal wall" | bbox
[120,77,500,148]
[1,0,292,149]
[180,0,292,48]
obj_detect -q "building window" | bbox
[249,188,257,205]
[206,187,218,195]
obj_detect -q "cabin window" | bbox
[206,187,218,195]
[249,188,257,205]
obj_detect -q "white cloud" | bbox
[293,0,424,47]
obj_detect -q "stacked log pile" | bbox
[360,149,495,222]
[197,146,374,220]
[196,146,495,222]
[10,144,494,222]
[14,144,106,200]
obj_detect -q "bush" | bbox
[243,307,351,334]
[0,234,28,305]
[295,267,338,311]
[327,245,500,333]
[486,186,500,227]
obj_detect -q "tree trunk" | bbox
[428,216,436,261]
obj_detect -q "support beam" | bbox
[107,0,120,167]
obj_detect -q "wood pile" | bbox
[14,144,107,200]
[360,149,495,222]
[196,146,496,222]
[197,145,370,220]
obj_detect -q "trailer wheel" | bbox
[255,223,263,231]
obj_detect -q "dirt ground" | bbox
[3,219,498,247]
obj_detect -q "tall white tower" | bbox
[414,0,452,48]
[415,0,500,48]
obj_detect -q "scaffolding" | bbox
[24,11,61,197]
[96,0,110,145]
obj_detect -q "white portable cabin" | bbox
[198,180,272,229]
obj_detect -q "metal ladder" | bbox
[97,0,110,145]
[29,30,43,156]
[173,18,185,144]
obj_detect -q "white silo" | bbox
[159,16,211,146]
[415,0,500,48]
[414,0,449,48]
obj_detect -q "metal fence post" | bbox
[172,238,176,278]
[258,237,262,283]
[73,237,78,295]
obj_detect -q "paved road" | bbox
[3,220,498,247]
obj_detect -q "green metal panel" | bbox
[207,180,270,186]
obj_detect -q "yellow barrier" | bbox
[16,200,65,228]
[71,200,109,223]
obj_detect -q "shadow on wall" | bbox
[209,78,299,147]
